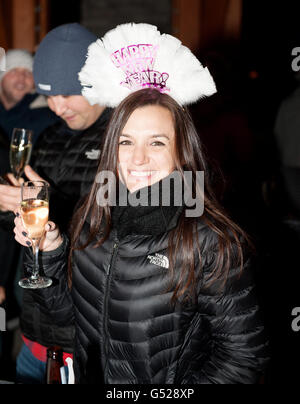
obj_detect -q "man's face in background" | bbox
[47,95,104,130]
[1,68,34,106]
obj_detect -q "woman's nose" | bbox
[131,145,149,165]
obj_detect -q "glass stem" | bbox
[31,238,41,280]
[14,170,20,181]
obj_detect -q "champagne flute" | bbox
[19,181,52,289]
[10,128,33,180]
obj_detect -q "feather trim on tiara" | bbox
[79,23,217,107]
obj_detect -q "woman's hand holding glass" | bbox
[15,180,63,290]
[14,212,63,253]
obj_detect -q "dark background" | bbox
[2,0,300,384]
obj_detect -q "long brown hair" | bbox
[69,89,250,302]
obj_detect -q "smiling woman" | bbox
[13,22,269,384]
[13,87,269,384]
[118,105,176,193]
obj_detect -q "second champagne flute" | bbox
[10,128,33,180]
[19,181,52,289]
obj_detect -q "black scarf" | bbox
[111,175,184,238]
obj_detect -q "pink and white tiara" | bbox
[79,23,217,107]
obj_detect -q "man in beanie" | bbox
[0,24,111,383]
[0,49,58,143]
[0,50,58,375]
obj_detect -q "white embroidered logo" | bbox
[85,149,101,160]
[147,253,169,269]
[38,83,52,91]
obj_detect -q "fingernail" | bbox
[26,241,31,247]
[22,232,27,237]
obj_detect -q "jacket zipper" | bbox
[103,240,119,383]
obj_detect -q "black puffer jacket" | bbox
[20,109,112,352]
[25,201,269,384]
[30,108,112,232]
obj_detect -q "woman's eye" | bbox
[119,140,132,146]
[151,141,165,147]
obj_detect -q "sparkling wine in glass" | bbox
[10,128,33,180]
[19,181,52,289]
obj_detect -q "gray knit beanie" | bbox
[33,23,97,96]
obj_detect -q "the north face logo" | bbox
[147,253,169,269]
[85,149,101,160]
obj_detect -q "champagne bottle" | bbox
[46,346,66,384]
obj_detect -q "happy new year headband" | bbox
[79,23,217,107]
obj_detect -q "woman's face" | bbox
[118,105,176,193]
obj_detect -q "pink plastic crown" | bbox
[111,44,170,93]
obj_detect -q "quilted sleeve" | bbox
[192,247,269,384]
[23,234,74,326]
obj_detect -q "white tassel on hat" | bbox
[79,23,217,107]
